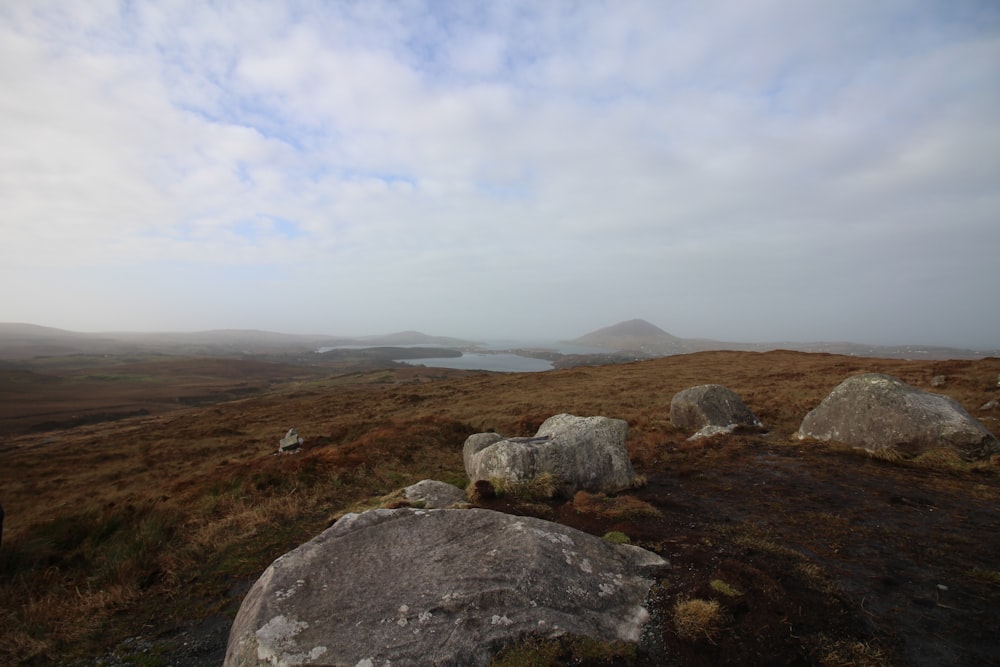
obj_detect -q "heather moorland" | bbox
[1,347,998,665]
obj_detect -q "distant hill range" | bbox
[0,324,472,360]
[1,321,994,362]
[569,319,997,360]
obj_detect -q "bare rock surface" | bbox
[669,384,764,434]
[797,373,999,459]
[401,479,466,508]
[687,424,741,441]
[463,414,637,494]
[224,507,667,667]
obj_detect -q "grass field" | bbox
[1,350,998,665]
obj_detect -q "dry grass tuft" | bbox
[572,490,662,520]
[672,597,725,642]
[860,445,904,463]
[797,562,839,594]
[628,473,648,489]
[488,472,561,500]
[714,525,799,559]
[912,447,967,470]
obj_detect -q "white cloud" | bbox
[0,1,998,345]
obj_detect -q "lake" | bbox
[397,352,553,373]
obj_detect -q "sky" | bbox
[1,1,999,348]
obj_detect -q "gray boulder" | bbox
[463,414,637,495]
[462,432,504,461]
[797,373,999,460]
[224,507,668,667]
[670,384,764,434]
[402,479,466,509]
[279,427,302,452]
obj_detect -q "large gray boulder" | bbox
[463,414,637,495]
[224,507,668,667]
[670,384,764,435]
[797,373,999,460]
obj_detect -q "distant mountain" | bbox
[109,329,335,351]
[0,323,134,358]
[0,325,475,360]
[580,319,677,340]
[569,319,692,354]
[569,319,995,360]
[0,323,98,341]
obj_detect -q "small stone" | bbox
[687,424,739,441]
[279,427,303,452]
[402,480,466,509]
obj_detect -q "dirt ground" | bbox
[1,350,998,665]
[478,435,1000,665]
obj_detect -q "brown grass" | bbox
[571,490,662,520]
[673,597,725,641]
[488,472,561,500]
[1,349,998,664]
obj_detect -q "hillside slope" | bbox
[568,319,995,359]
[570,318,690,354]
[1,351,998,665]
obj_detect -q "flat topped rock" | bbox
[225,508,668,667]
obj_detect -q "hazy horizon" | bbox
[2,2,999,349]
[5,317,999,353]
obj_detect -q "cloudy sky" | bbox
[1,1,998,347]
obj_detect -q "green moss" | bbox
[710,578,742,597]
[602,531,631,545]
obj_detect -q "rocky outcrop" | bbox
[797,373,999,460]
[224,507,668,667]
[402,479,466,509]
[670,384,764,436]
[463,414,637,495]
